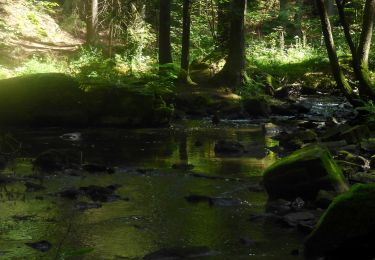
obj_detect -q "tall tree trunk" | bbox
[217,0,231,53]
[181,0,191,72]
[218,0,247,88]
[86,0,98,45]
[159,0,173,65]
[336,0,375,100]
[358,0,375,70]
[316,0,357,104]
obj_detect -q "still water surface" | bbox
[0,120,304,259]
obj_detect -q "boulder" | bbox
[86,86,173,127]
[33,149,80,172]
[263,145,348,200]
[0,73,86,126]
[305,184,375,259]
[242,96,271,117]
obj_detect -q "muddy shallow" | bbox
[0,119,310,259]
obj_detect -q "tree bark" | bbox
[219,0,247,88]
[181,0,191,72]
[159,0,173,65]
[358,0,375,69]
[217,0,231,53]
[316,0,357,103]
[86,0,98,45]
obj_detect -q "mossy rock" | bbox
[305,184,375,259]
[86,86,173,127]
[33,149,80,172]
[0,73,86,126]
[263,145,348,200]
[242,96,271,117]
[189,60,214,84]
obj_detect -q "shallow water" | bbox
[0,121,305,259]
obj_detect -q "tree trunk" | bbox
[159,0,173,65]
[316,0,357,103]
[218,0,247,88]
[86,0,98,45]
[181,0,191,72]
[358,0,375,70]
[217,0,231,53]
[336,0,375,100]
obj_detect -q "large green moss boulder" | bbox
[0,73,86,126]
[305,184,375,259]
[263,145,348,200]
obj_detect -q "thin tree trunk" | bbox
[159,0,173,65]
[86,0,98,45]
[316,0,357,103]
[218,0,247,88]
[358,0,375,69]
[181,0,191,72]
[336,0,375,100]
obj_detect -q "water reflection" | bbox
[0,121,303,259]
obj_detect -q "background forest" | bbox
[1,0,373,96]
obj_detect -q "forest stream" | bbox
[0,95,353,259]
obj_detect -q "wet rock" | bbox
[75,201,102,211]
[143,246,216,259]
[171,163,194,171]
[82,163,114,174]
[266,199,293,215]
[58,188,80,200]
[276,129,317,150]
[243,96,271,117]
[25,240,52,252]
[24,182,45,192]
[291,197,305,211]
[248,213,282,223]
[214,140,245,155]
[185,195,241,207]
[209,197,242,207]
[79,185,120,202]
[282,211,316,227]
[60,132,82,142]
[305,184,375,259]
[33,149,79,172]
[263,145,349,200]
